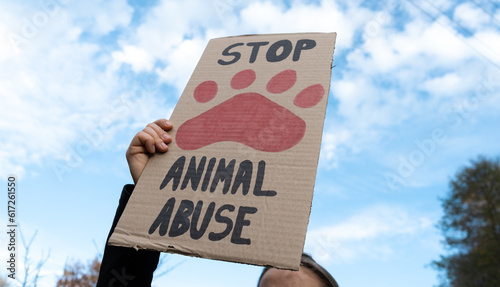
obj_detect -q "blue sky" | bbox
[1,0,500,286]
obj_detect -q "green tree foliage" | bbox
[433,156,500,286]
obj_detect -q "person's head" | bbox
[257,253,339,287]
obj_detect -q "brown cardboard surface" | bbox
[109,32,337,270]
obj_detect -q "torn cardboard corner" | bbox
[109,32,337,270]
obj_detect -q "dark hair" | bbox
[257,253,339,287]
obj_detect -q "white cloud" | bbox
[471,29,500,65]
[112,45,155,72]
[362,17,475,73]
[320,128,352,165]
[421,72,467,97]
[69,0,134,35]
[155,37,207,93]
[130,0,217,58]
[305,205,433,264]
[0,20,18,62]
[116,0,220,91]
[239,0,372,49]
[318,1,500,168]
[453,2,490,32]
[119,0,376,92]
[0,1,164,178]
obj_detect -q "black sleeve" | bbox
[96,184,160,287]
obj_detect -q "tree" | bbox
[433,156,500,287]
[56,257,100,287]
[18,229,50,287]
[55,252,180,286]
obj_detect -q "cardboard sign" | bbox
[109,33,337,270]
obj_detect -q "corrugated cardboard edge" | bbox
[292,31,337,269]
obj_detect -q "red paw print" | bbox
[176,69,325,152]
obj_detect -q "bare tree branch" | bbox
[16,227,51,287]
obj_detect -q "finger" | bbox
[134,130,156,154]
[147,122,172,144]
[144,124,170,152]
[153,119,173,131]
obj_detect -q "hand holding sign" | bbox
[126,119,173,184]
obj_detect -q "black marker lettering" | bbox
[181,156,206,191]
[148,197,176,236]
[247,41,269,63]
[293,39,316,61]
[201,157,217,191]
[231,160,253,195]
[253,160,276,196]
[160,156,185,190]
[168,200,194,237]
[210,158,236,194]
[231,206,258,245]
[190,201,216,240]
[218,43,244,65]
[266,40,293,62]
[208,204,235,241]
